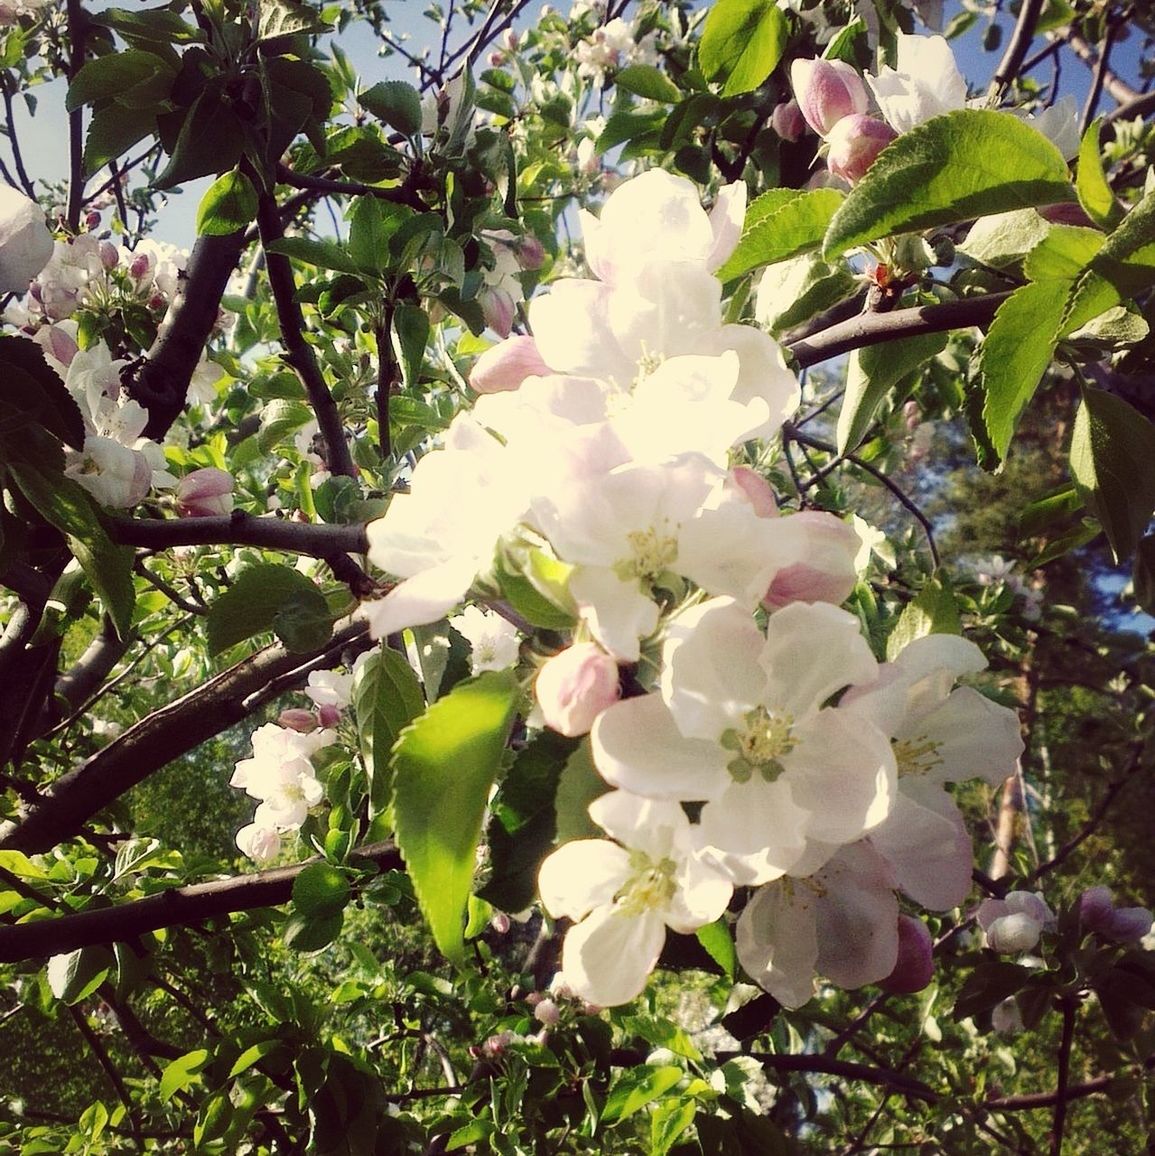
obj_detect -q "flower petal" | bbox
[560,906,666,1006]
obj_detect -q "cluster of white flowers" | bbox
[573,16,658,87]
[358,170,1025,1008]
[232,665,361,864]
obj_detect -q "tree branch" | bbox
[256,190,357,478]
[0,841,401,962]
[0,621,370,854]
[106,511,368,557]
[133,231,249,439]
[720,1051,937,1102]
[1063,31,1140,106]
[275,163,427,211]
[784,293,1011,369]
[988,0,1046,101]
[1106,89,1155,125]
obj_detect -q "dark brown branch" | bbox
[720,1051,937,1102]
[988,1075,1112,1112]
[275,163,426,211]
[784,293,1011,369]
[256,191,357,478]
[989,0,1046,100]
[0,841,400,962]
[1079,23,1116,135]
[53,616,131,718]
[106,512,368,556]
[64,0,87,232]
[134,231,250,439]
[70,1005,145,1152]
[1050,996,1077,1155]
[0,621,369,854]
[1106,89,1155,124]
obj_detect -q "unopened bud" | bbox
[769,98,806,142]
[278,708,318,732]
[533,997,560,1027]
[825,114,898,184]
[880,915,934,994]
[790,57,868,137]
[1079,886,1154,942]
[479,285,517,338]
[176,467,235,518]
[129,252,151,281]
[99,242,118,271]
[469,334,550,393]
[726,466,778,518]
[316,703,342,729]
[516,235,546,271]
[535,643,620,737]
[85,210,102,231]
[488,51,505,67]
[763,512,859,611]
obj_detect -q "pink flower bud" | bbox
[902,399,923,432]
[176,467,235,518]
[533,997,560,1027]
[880,915,934,994]
[489,911,511,934]
[535,643,620,737]
[825,115,898,184]
[726,466,778,518]
[316,703,342,729]
[488,51,505,66]
[469,334,551,394]
[1078,885,1115,932]
[770,98,806,142]
[791,58,869,137]
[479,285,517,338]
[763,512,859,611]
[129,252,151,281]
[99,242,119,271]
[36,323,79,369]
[1079,886,1153,942]
[85,210,102,231]
[502,29,520,51]
[516,235,546,271]
[278,708,318,733]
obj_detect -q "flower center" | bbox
[613,520,678,583]
[893,735,942,777]
[721,706,796,783]
[616,850,677,916]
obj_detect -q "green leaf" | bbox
[265,236,362,277]
[886,575,961,661]
[282,909,344,951]
[717,188,845,282]
[359,80,423,136]
[651,1098,697,1156]
[601,1065,684,1124]
[154,89,245,190]
[1069,386,1155,561]
[390,302,429,391]
[351,645,425,817]
[257,398,314,452]
[613,64,681,103]
[1022,225,1103,282]
[228,1040,284,1079]
[953,960,1030,1021]
[959,208,1053,270]
[196,170,258,236]
[1062,187,1155,335]
[66,50,169,112]
[206,563,332,655]
[392,670,519,964]
[695,919,736,980]
[837,331,947,455]
[159,1048,210,1102]
[699,0,787,97]
[975,280,1068,462]
[478,730,576,914]
[553,738,609,844]
[823,110,1074,258]
[258,0,326,40]
[83,103,158,177]
[0,335,86,449]
[348,196,410,275]
[292,862,351,918]
[7,463,135,638]
[754,253,857,334]
[1076,118,1123,231]
[46,946,113,1005]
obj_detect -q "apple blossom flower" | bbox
[770,99,806,142]
[236,817,283,865]
[880,915,935,993]
[842,633,1023,911]
[535,642,620,736]
[176,468,234,518]
[1078,886,1154,943]
[304,668,355,710]
[574,17,656,86]
[977,891,1054,953]
[866,34,969,134]
[736,842,900,1008]
[790,58,869,138]
[593,598,895,884]
[539,790,732,1006]
[278,708,319,733]
[0,186,54,294]
[469,335,551,394]
[992,996,1024,1034]
[450,605,522,672]
[760,511,860,610]
[825,115,898,184]
[230,722,336,830]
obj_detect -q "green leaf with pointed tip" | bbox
[1022,225,1103,282]
[154,89,245,190]
[823,110,1074,258]
[359,80,423,136]
[83,104,157,176]
[66,50,170,112]
[206,563,331,655]
[975,279,1068,463]
[1069,386,1155,562]
[258,0,326,40]
[196,170,258,236]
[292,863,351,918]
[886,575,961,662]
[717,188,845,282]
[390,302,429,391]
[391,670,519,964]
[0,335,86,449]
[696,918,736,980]
[1076,118,1123,231]
[7,462,135,638]
[264,236,362,276]
[553,738,608,844]
[699,0,786,96]
[614,64,681,103]
[351,645,425,817]
[837,331,947,455]
[1062,188,1155,336]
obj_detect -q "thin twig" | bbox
[1050,996,1077,1155]
[988,0,1046,102]
[1079,23,1116,135]
[70,1005,145,1152]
